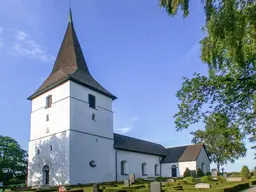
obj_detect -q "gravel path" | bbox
[242,186,256,192]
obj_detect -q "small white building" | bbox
[27,9,210,187]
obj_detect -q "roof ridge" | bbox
[114,133,165,147]
[166,143,203,149]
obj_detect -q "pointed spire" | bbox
[27,5,117,101]
[68,8,73,23]
[68,0,73,23]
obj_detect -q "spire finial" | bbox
[68,0,73,23]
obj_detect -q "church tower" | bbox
[27,8,117,187]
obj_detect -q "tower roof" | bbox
[28,9,117,100]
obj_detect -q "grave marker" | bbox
[124,180,130,187]
[129,174,135,185]
[93,184,99,192]
[195,183,211,189]
[59,186,66,192]
[150,181,161,192]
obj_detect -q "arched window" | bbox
[42,165,50,185]
[121,160,128,175]
[201,163,205,173]
[154,164,160,175]
[142,162,147,176]
[171,165,177,177]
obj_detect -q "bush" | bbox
[254,167,256,176]
[206,172,211,176]
[183,167,191,177]
[201,176,212,183]
[240,165,251,179]
[155,177,168,182]
[184,176,194,184]
[196,167,205,177]
[135,178,146,184]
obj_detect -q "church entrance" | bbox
[42,165,50,185]
[171,165,177,177]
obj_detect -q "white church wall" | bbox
[196,147,210,173]
[161,162,179,177]
[116,150,161,181]
[178,161,197,176]
[27,131,70,187]
[70,81,114,139]
[30,82,71,141]
[161,161,197,177]
[69,131,115,184]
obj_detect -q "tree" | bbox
[191,113,247,172]
[196,167,204,177]
[0,136,27,182]
[240,165,251,179]
[184,167,191,177]
[162,0,256,155]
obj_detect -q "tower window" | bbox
[50,145,53,151]
[92,113,96,121]
[46,95,52,108]
[46,114,49,121]
[37,149,40,154]
[88,94,96,109]
[46,127,50,133]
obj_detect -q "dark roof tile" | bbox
[114,133,166,156]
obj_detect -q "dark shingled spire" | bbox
[28,8,117,100]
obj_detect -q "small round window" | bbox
[89,160,96,167]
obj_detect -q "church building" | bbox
[27,9,210,187]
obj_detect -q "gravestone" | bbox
[93,184,100,192]
[124,180,130,187]
[195,183,211,189]
[167,179,175,183]
[211,169,218,177]
[150,181,162,192]
[58,186,66,192]
[227,177,243,182]
[223,173,228,178]
[0,182,2,187]
[129,174,135,185]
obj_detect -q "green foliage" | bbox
[190,113,246,172]
[162,0,256,158]
[184,176,194,184]
[155,177,169,182]
[183,167,191,177]
[206,172,211,176]
[0,135,28,181]
[135,178,146,184]
[218,176,226,182]
[159,0,189,17]
[196,167,204,177]
[240,166,251,179]
[201,176,212,183]
[254,167,256,176]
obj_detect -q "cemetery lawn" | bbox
[2,179,256,192]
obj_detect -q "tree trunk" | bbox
[217,162,220,173]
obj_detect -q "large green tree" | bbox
[0,136,27,181]
[160,0,256,154]
[191,113,247,172]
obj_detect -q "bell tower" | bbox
[27,8,117,187]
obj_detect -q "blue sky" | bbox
[0,0,254,172]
